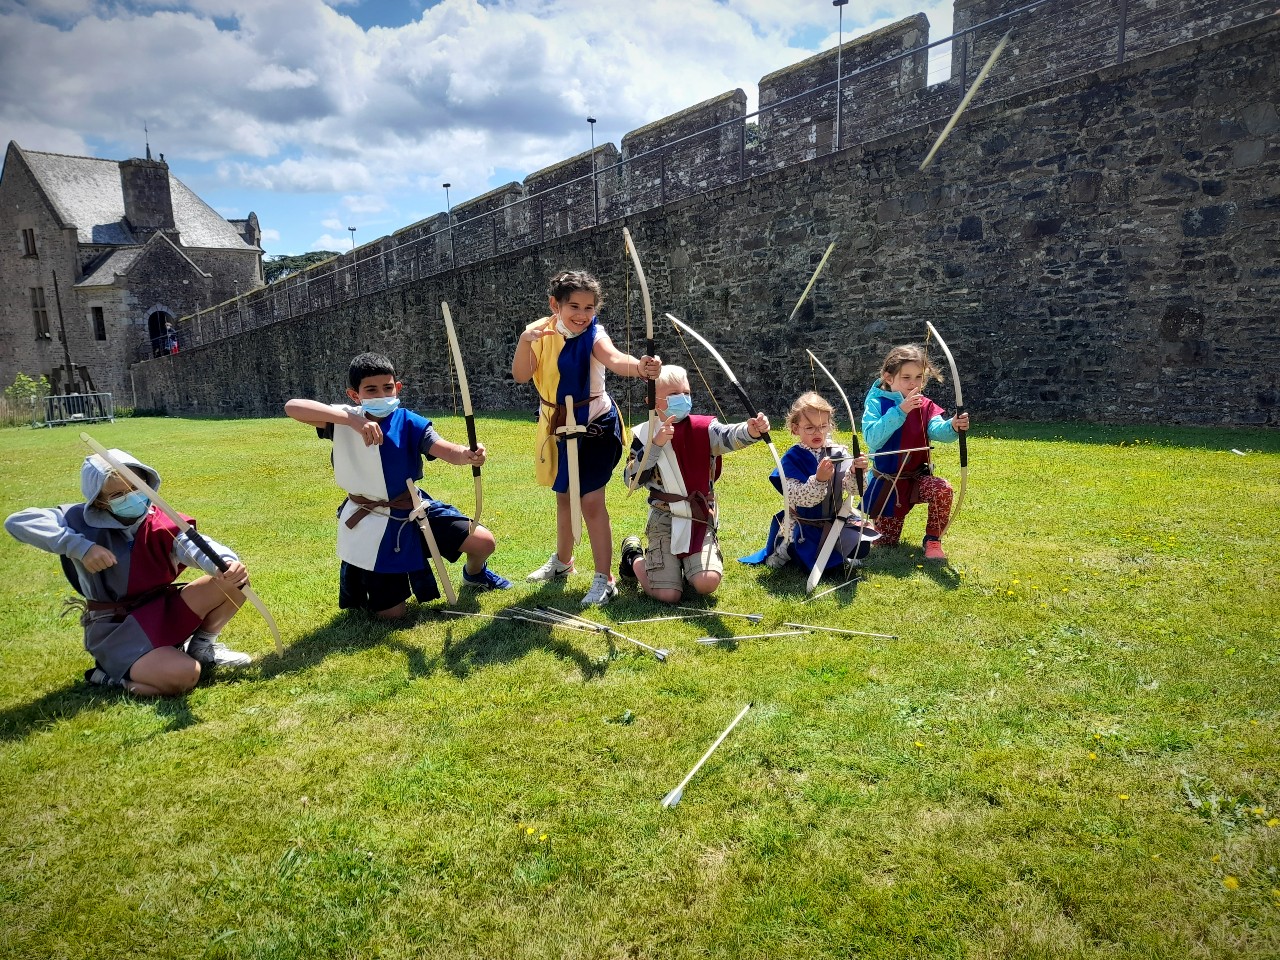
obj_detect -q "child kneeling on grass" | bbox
[617,365,770,603]
[862,343,970,562]
[4,449,253,697]
[740,392,876,579]
[285,351,511,619]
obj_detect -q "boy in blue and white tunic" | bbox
[285,351,510,618]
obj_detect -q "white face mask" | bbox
[554,317,579,339]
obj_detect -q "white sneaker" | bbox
[187,638,252,668]
[526,553,574,583]
[580,573,618,608]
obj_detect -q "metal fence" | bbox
[36,392,114,428]
[154,0,1271,358]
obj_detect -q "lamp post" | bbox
[833,0,848,151]
[348,226,356,250]
[442,182,456,267]
[587,116,599,224]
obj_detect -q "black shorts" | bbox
[338,508,471,612]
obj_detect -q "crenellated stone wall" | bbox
[136,11,1279,427]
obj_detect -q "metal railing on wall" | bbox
[149,0,1270,359]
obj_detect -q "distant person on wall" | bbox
[511,270,661,607]
[862,344,969,562]
[4,448,253,696]
[284,351,511,619]
[617,364,769,603]
[740,391,876,577]
[164,322,179,355]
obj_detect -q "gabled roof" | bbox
[14,144,257,250]
[76,232,213,288]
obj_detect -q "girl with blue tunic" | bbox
[741,392,875,577]
[511,270,661,607]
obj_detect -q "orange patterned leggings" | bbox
[873,475,954,545]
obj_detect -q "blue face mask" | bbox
[663,393,693,421]
[107,490,150,521]
[360,396,400,418]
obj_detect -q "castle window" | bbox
[92,306,106,341]
[21,228,37,257]
[30,288,50,339]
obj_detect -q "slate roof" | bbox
[19,147,256,250]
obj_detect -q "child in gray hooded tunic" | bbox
[5,449,253,697]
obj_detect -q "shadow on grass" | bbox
[435,585,613,681]
[982,420,1280,452]
[249,579,615,683]
[254,607,442,684]
[0,673,200,743]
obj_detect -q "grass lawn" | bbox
[0,413,1276,959]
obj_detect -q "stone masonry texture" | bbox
[135,14,1279,427]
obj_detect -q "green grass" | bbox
[0,414,1277,959]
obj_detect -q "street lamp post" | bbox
[442,182,456,267]
[833,0,848,152]
[348,226,356,250]
[587,116,599,224]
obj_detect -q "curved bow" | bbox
[441,301,481,532]
[80,433,283,655]
[805,349,864,497]
[666,312,785,503]
[924,321,967,535]
[622,227,658,494]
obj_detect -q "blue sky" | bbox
[1,0,953,258]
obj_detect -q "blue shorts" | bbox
[338,500,471,611]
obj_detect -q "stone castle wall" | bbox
[136,5,1279,426]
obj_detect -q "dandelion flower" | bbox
[1267,819,1279,828]
[1251,807,1265,816]
[1223,876,1240,890]
[914,741,925,748]
[1211,855,1221,863]
[1088,752,1098,760]
[1119,794,1130,801]
[526,827,535,836]
[539,834,548,842]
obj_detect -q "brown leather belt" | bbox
[346,491,415,529]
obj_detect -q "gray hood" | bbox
[80,449,160,526]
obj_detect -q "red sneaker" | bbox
[923,537,947,562]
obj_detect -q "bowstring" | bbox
[624,240,633,432]
[670,318,728,424]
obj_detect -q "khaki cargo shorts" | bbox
[643,508,723,593]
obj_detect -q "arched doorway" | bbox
[147,310,173,357]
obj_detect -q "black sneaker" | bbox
[84,665,124,689]
[618,535,643,581]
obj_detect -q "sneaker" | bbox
[462,564,513,591]
[618,535,643,581]
[526,553,574,583]
[580,572,619,608]
[84,665,124,689]
[187,637,253,668]
[923,536,947,562]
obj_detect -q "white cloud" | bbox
[320,217,346,231]
[343,193,388,214]
[313,231,357,250]
[1,0,970,253]
[260,227,281,242]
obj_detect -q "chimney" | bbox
[118,156,176,242]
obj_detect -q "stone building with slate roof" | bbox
[0,141,264,402]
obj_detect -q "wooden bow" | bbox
[441,301,481,533]
[666,313,785,503]
[623,227,658,494]
[80,433,283,655]
[924,321,968,536]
